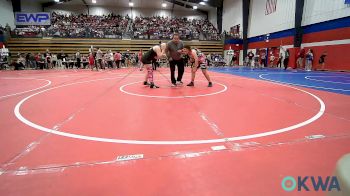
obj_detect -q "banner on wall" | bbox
[15,12,51,26]
[345,0,350,4]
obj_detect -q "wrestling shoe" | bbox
[143,81,150,85]
[150,83,159,88]
[187,82,194,86]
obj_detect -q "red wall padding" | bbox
[303,27,350,43]
[288,47,298,69]
[223,44,243,50]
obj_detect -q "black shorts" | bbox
[141,60,152,64]
[141,57,152,64]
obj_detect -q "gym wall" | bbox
[224,0,350,71]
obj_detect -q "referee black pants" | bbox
[169,59,184,84]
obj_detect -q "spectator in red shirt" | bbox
[35,53,40,69]
[88,53,95,70]
[114,51,121,69]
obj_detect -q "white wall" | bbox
[21,0,42,12]
[248,0,295,38]
[222,0,242,32]
[45,4,206,19]
[0,0,15,28]
[208,8,217,28]
[302,0,350,26]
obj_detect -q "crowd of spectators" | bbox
[48,12,129,38]
[131,16,200,40]
[11,12,221,40]
[8,49,225,70]
[223,30,241,39]
[193,19,220,40]
[0,26,6,34]
[131,16,220,40]
[0,24,11,36]
[12,12,130,38]
[9,49,143,70]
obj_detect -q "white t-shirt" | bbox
[96,50,103,60]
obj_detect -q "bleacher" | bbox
[7,38,223,58]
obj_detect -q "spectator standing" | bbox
[269,53,275,68]
[254,53,260,69]
[39,53,45,69]
[76,50,81,68]
[61,51,67,68]
[247,51,254,67]
[89,53,95,70]
[296,48,305,69]
[120,53,125,67]
[231,53,237,66]
[81,55,88,69]
[106,50,113,68]
[28,53,36,69]
[52,54,57,68]
[96,48,103,69]
[277,53,283,68]
[46,53,52,69]
[35,53,40,69]
[57,50,63,68]
[318,51,327,70]
[114,51,121,69]
[25,53,30,67]
[260,52,266,67]
[305,49,314,71]
[280,47,290,70]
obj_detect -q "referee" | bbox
[166,33,184,86]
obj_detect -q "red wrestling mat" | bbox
[1,68,349,195]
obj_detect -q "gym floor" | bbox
[0,67,349,195]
